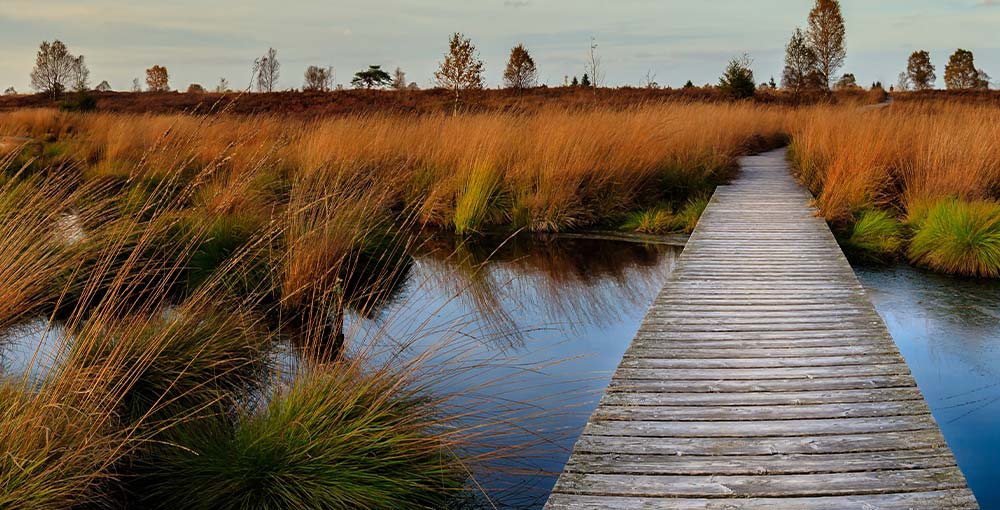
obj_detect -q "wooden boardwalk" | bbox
[545,149,979,509]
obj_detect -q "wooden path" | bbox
[545,149,978,509]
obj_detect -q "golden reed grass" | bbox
[0,104,790,234]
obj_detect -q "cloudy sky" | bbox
[0,0,997,92]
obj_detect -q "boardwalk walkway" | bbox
[545,149,978,509]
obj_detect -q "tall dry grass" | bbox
[0,104,790,235]
[790,103,1000,222]
[789,102,1000,275]
[0,106,599,508]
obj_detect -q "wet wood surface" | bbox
[545,149,979,509]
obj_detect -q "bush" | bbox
[58,91,98,112]
[908,198,1000,277]
[838,209,905,262]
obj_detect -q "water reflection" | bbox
[345,233,683,507]
[856,264,1000,510]
[0,232,683,509]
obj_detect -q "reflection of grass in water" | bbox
[415,232,680,338]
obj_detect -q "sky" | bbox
[0,0,997,93]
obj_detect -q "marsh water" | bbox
[856,265,1000,510]
[2,233,999,508]
[346,234,1000,508]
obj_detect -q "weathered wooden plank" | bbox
[592,401,929,421]
[603,380,920,397]
[544,148,978,509]
[601,385,923,407]
[613,364,911,380]
[625,345,896,358]
[570,429,950,456]
[584,415,938,438]
[619,355,902,369]
[546,490,979,509]
[555,468,969,497]
[564,449,958,476]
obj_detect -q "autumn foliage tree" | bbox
[145,65,170,92]
[944,49,988,90]
[503,44,538,90]
[806,0,846,90]
[435,33,484,110]
[906,51,936,91]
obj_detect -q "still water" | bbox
[857,265,1000,510]
[348,236,1000,508]
[2,233,997,508]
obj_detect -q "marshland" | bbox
[2,0,999,508]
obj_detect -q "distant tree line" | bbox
[13,6,994,98]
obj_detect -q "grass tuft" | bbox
[133,367,464,510]
[838,209,906,263]
[908,198,1000,277]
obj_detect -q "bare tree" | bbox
[95,80,112,92]
[435,33,485,111]
[145,65,170,92]
[586,36,605,89]
[304,65,334,91]
[30,40,78,97]
[3,87,17,96]
[392,67,408,90]
[503,44,538,89]
[70,56,90,92]
[131,78,142,92]
[254,47,280,92]
[642,70,659,89]
[215,77,230,93]
[896,72,912,92]
[806,0,847,90]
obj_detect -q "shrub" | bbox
[838,209,905,262]
[908,198,1000,277]
[59,90,98,112]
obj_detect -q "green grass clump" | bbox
[133,367,465,510]
[675,195,710,233]
[908,198,1000,277]
[839,209,905,262]
[454,161,504,235]
[621,195,710,235]
[621,206,676,234]
[71,307,270,425]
